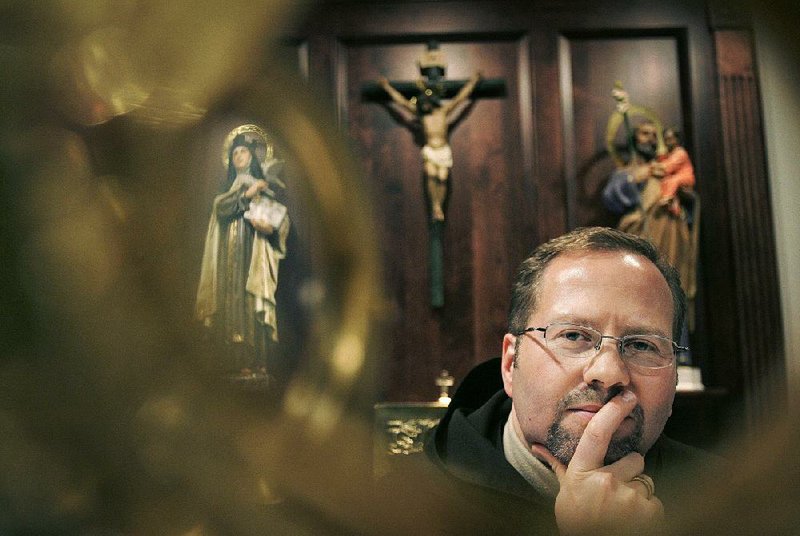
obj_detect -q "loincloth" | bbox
[422,144,453,168]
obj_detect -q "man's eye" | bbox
[625,338,659,353]
[559,330,592,342]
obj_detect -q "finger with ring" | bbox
[630,474,655,500]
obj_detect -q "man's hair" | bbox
[507,227,686,341]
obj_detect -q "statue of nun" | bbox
[196,124,290,375]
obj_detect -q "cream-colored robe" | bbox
[618,177,699,330]
[196,174,289,351]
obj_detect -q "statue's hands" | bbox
[650,162,666,178]
[531,391,665,536]
[612,86,631,114]
[250,218,274,235]
[632,164,652,183]
[245,180,269,199]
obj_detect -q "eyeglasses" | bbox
[513,322,687,370]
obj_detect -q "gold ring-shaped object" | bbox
[217,70,383,440]
[631,473,656,500]
[605,105,666,167]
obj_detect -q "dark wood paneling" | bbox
[293,1,784,438]
[344,37,526,400]
[714,29,785,427]
[531,25,569,240]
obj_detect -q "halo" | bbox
[605,105,666,167]
[221,123,273,168]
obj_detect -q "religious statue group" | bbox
[603,84,700,342]
[370,46,700,327]
[192,55,699,382]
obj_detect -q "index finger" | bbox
[568,390,638,473]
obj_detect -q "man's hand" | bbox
[632,164,652,183]
[531,391,664,535]
[651,162,666,178]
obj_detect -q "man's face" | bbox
[634,123,658,159]
[501,250,676,466]
[635,123,657,147]
[232,145,253,172]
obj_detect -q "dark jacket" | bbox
[413,358,722,533]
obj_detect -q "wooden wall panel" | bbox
[292,1,784,435]
[343,37,528,400]
[714,29,785,427]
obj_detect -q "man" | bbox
[420,227,718,534]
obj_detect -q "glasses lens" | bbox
[545,323,599,358]
[621,335,674,368]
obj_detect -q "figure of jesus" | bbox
[379,51,481,221]
[651,127,696,216]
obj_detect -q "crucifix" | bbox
[362,41,505,307]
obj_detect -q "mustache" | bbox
[560,384,624,407]
[557,385,644,424]
[547,384,645,466]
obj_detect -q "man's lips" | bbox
[566,403,634,421]
[565,405,600,423]
[569,404,602,413]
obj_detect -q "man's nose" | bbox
[582,339,630,388]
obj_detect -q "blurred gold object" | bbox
[2,1,385,534]
[50,26,151,125]
[48,0,305,127]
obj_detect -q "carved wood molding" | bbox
[714,29,785,428]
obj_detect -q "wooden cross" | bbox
[362,41,506,308]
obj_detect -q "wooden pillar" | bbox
[710,2,786,429]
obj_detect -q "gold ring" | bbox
[631,474,655,500]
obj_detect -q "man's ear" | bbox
[501,333,516,398]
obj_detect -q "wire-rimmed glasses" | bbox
[513,322,687,370]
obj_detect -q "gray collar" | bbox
[503,414,560,501]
